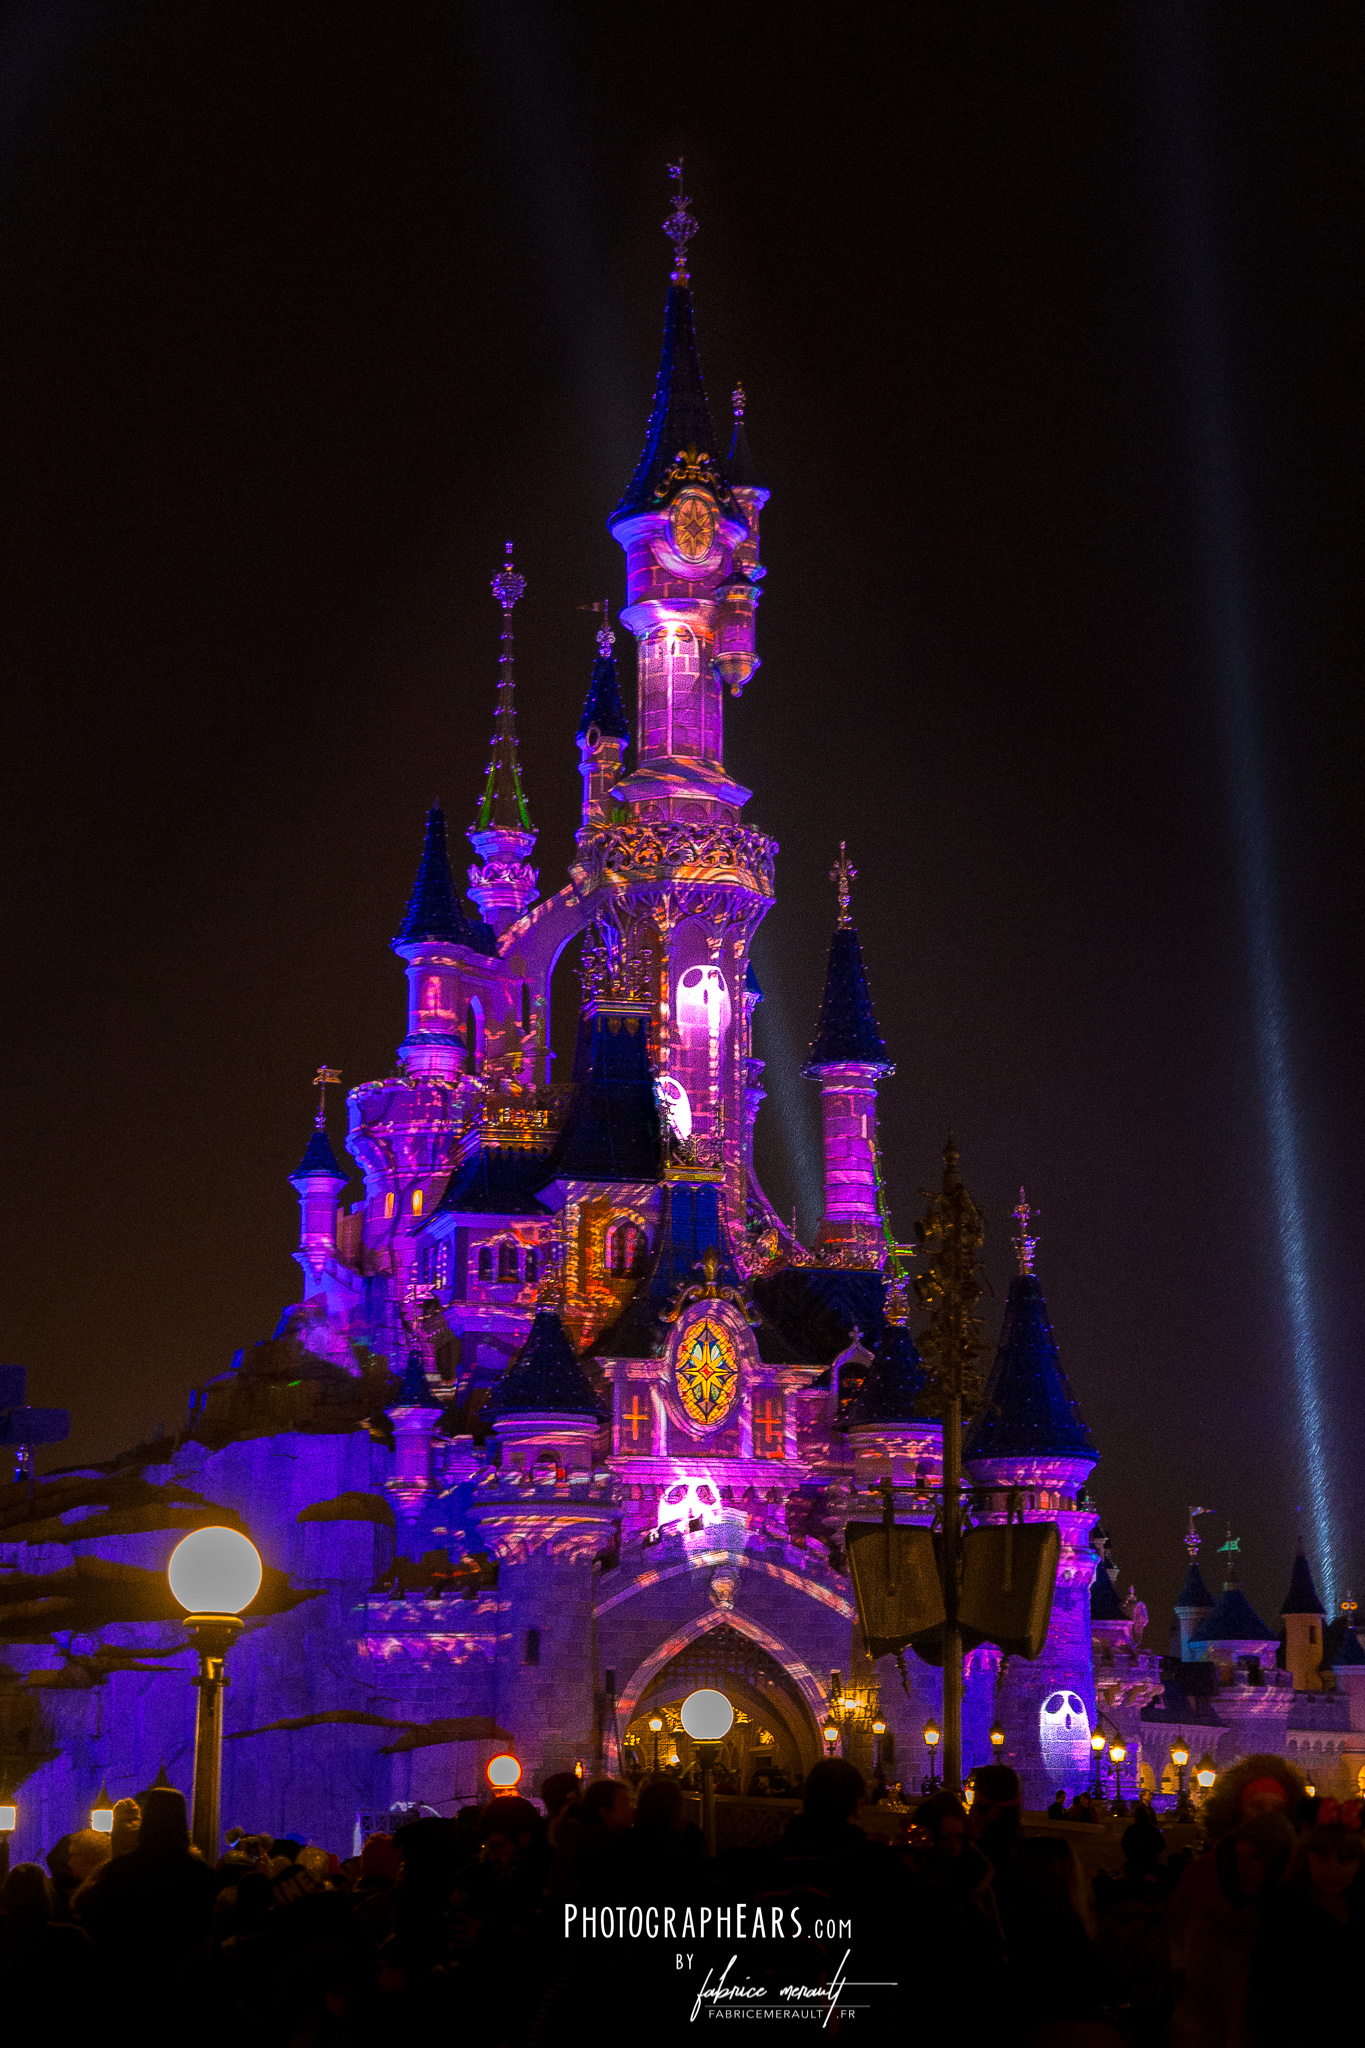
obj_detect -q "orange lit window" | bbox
[412,1189,424,1216]
[383,1192,394,1220]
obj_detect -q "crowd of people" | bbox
[0,1749,1357,2044]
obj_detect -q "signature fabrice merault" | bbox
[690,1949,894,2026]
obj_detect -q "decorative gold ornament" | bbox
[674,1314,740,1429]
[670,489,719,561]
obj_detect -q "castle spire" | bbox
[1012,1189,1039,1276]
[575,606,630,829]
[804,853,894,1266]
[468,544,539,930]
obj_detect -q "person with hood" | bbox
[1172,1807,1297,2048]
[75,1785,218,1983]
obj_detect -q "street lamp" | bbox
[486,1754,522,1793]
[871,1715,886,1773]
[1109,1738,1127,1813]
[1091,1729,1107,1798]
[1195,1752,1216,1798]
[822,1716,840,1754]
[91,1783,114,1834]
[923,1717,941,1792]
[681,1688,733,1856]
[989,1722,1005,1757]
[168,1525,263,1860]
[0,1798,14,1882]
[1170,1737,1190,1818]
[648,1713,664,1774]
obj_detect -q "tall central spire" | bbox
[468,544,539,931]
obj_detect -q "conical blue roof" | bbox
[295,1126,347,1179]
[965,1274,1097,1466]
[1331,1625,1365,1668]
[804,925,889,1070]
[1091,1563,1128,1622]
[541,1011,662,1183]
[846,1324,929,1425]
[613,285,738,523]
[727,411,762,491]
[577,643,630,743]
[481,1310,605,1421]
[1197,1584,1276,1643]
[394,806,497,955]
[1281,1547,1326,1616]
[1175,1559,1215,1610]
[392,1350,439,1410]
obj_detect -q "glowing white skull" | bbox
[657,1076,693,1140]
[656,1475,722,1535]
[676,966,731,1044]
[1038,1690,1094,1783]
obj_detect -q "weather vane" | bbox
[830,841,856,927]
[490,539,525,613]
[1185,1505,1214,1562]
[578,597,615,655]
[312,1065,341,1129]
[732,381,746,421]
[1012,1189,1039,1275]
[663,162,698,284]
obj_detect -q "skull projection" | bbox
[656,1475,722,1536]
[1038,1690,1094,1784]
[675,965,731,1044]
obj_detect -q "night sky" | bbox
[2,4,1361,1633]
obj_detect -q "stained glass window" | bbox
[674,1316,739,1429]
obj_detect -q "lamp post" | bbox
[871,1715,886,1774]
[168,1525,263,1861]
[1109,1739,1127,1814]
[486,1754,522,1795]
[988,1722,1005,1763]
[923,1718,940,1792]
[822,1716,840,1756]
[91,1783,114,1834]
[1170,1737,1191,1820]
[1091,1729,1107,1799]
[681,1688,733,1857]
[0,1797,14,1881]
[1194,1753,1216,1803]
[648,1713,664,1774]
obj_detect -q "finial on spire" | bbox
[579,597,615,655]
[732,381,746,421]
[1218,1526,1242,1586]
[1185,1505,1213,1562]
[312,1065,341,1129]
[1012,1188,1039,1274]
[663,162,698,284]
[491,539,525,613]
[830,841,856,927]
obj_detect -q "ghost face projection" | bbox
[656,1475,722,1534]
[1038,1690,1094,1784]
[676,965,731,1044]
[657,1076,693,1141]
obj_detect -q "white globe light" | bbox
[168,1526,263,1616]
[680,1688,734,1742]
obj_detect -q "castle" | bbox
[4,187,1361,1855]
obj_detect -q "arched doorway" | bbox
[619,1622,822,1793]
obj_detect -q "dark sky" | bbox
[1,3,1361,1632]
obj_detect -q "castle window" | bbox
[433,1241,450,1289]
[608,1224,648,1277]
[498,1241,519,1282]
[422,975,441,1014]
[412,1188,424,1216]
[524,1248,538,1284]
[383,1192,395,1220]
[477,1245,493,1282]
[1309,1624,1318,1644]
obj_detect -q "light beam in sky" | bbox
[1146,1,1337,1600]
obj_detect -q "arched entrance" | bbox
[619,1621,822,1792]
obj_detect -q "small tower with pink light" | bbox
[289,1066,349,1286]
[804,845,895,1267]
[576,611,630,830]
[468,544,539,930]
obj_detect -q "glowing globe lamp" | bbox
[486,1754,522,1792]
[680,1689,734,1743]
[169,1527,263,1617]
[91,1783,114,1833]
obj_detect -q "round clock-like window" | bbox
[670,490,718,563]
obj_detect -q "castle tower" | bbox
[289,1095,348,1285]
[803,846,894,1266]
[1186,1536,1279,1675]
[844,1319,938,1482]
[1174,1555,1216,1658]
[1280,1544,1327,1693]
[715,383,767,698]
[481,1307,606,1474]
[589,169,776,1223]
[384,1350,443,1547]
[393,804,498,1081]
[576,615,630,830]
[468,545,539,930]
[964,1198,1100,1803]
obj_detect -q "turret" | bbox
[714,382,767,699]
[1187,1532,1279,1671]
[384,1350,443,1544]
[576,614,630,829]
[393,804,497,1080]
[289,1080,348,1283]
[467,545,539,929]
[844,1319,938,1481]
[608,169,754,815]
[1280,1543,1327,1693]
[802,846,893,1267]
[1174,1556,1216,1658]
[481,1308,606,1474]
